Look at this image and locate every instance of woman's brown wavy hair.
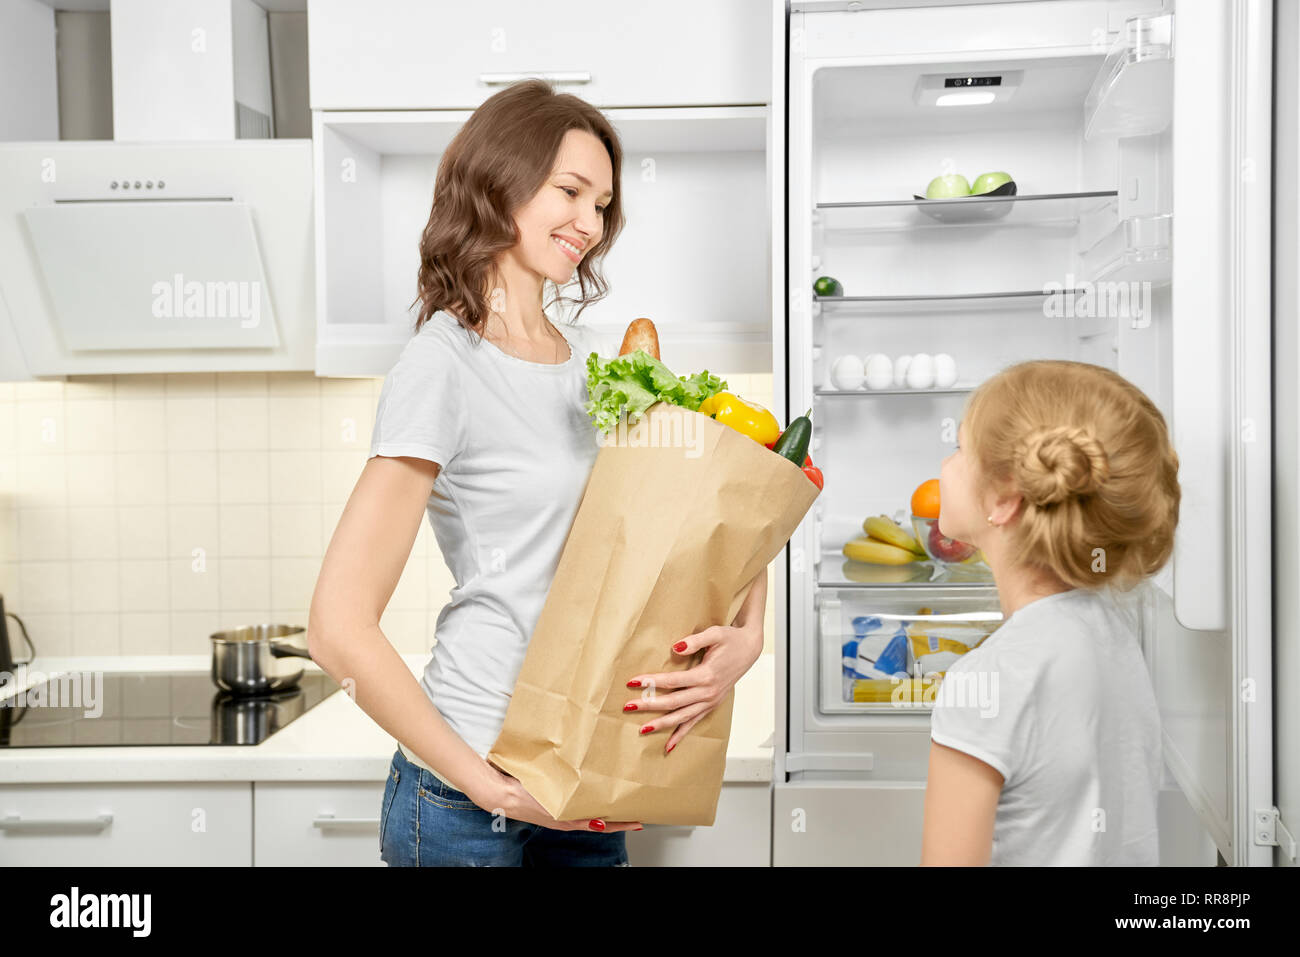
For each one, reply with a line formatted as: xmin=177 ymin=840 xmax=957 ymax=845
xmin=411 ymin=79 xmax=624 ymax=335
xmin=961 ymin=360 xmax=1181 ymax=592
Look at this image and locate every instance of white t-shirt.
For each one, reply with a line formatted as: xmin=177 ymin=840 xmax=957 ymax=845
xmin=368 ymin=309 xmax=604 ymax=785
xmin=928 ymin=586 xmax=1163 ymax=866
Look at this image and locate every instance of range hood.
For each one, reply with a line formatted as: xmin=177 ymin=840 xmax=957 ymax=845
xmin=110 ymin=0 xmax=276 ymax=142
xmin=0 ymin=0 xmax=313 ymax=378
xmin=0 ymin=140 xmax=313 ymax=376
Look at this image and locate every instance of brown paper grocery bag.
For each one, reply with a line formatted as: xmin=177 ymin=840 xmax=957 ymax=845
xmin=486 ymin=401 xmax=820 ymax=825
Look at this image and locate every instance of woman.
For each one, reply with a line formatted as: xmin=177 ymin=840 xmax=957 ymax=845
xmin=307 ymin=79 xmax=770 ymax=867
xmin=921 ymin=360 xmax=1180 ymax=866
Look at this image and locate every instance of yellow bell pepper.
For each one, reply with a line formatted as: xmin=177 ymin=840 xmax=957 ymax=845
xmin=698 ymin=392 xmax=781 ymax=446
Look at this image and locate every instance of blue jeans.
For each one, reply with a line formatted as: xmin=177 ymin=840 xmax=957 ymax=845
xmin=378 ymin=747 xmax=629 ymax=867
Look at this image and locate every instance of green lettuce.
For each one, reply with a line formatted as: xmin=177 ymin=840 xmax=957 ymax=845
xmin=584 ymin=349 xmax=727 ymax=434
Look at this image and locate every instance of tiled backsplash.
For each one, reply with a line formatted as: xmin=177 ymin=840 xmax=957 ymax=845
xmin=0 ymin=370 xmax=777 ymax=660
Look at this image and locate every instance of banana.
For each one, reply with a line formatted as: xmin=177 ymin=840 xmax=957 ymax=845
xmin=842 ymin=537 xmax=917 ymax=565
xmin=863 ymin=515 xmax=926 ymax=556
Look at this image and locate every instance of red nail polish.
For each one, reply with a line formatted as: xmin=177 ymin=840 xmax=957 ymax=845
xmin=626 ymin=679 xmax=641 ymax=688
xmin=667 ymin=741 xmax=676 ymax=754
xmin=635 ymin=825 xmax=644 ymax=831
xmin=623 ymin=702 xmax=637 ymax=712
xmin=639 ymin=724 xmax=654 ymax=734
xmin=589 ymin=819 xmax=605 ymax=831
xmin=673 ymin=641 xmax=687 ymax=653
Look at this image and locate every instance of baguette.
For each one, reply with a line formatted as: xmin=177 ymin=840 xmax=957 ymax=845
xmin=618 ymin=318 xmax=660 ymax=361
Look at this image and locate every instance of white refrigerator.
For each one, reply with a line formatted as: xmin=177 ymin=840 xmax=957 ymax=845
xmin=771 ymin=0 xmax=1285 ymax=866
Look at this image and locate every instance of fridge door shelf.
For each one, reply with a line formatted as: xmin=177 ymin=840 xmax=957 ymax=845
xmin=1079 ymin=213 xmax=1173 ymax=287
xmin=812 ymin=190 xmax=1118 ymax=235
xmin=818 ymin=588 xmax=1003 ymax=715
xmin=818 ymin=550 xmax=995 ymax=588
xmin=1084 ymin=12 xmax=1175 ymax=141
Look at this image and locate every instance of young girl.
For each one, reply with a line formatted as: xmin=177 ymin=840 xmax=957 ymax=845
xmin=921 ymin=359 xmax=1180 ymax=866
xmin=307 ymin=80 xmax=770 ymax=867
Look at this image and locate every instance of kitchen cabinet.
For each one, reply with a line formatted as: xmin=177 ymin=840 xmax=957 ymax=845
xmin=252 ymin=780 xmax=387 ymax=866
xmin=0 ymin=782 xmax=252 ymax=866
xmin=625 ymin=782 xmax=770 ymax=867
xmin=306 ymin=0 xmax=768 ymax=111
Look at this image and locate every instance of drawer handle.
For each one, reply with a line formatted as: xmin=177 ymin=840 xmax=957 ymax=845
xmin=0 ymin=812 xmax=113 ymax=834
xmin=311 ymin=814 xmax=379 ymax=831
xmin=479 ymin=72 xmax=592 ymax=86
xmin=637 ymin=824 xmax=698 ymax=833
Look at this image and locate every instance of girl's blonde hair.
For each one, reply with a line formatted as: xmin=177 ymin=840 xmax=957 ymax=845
xmin=962 ymin=359 xmax=1180 ymax=592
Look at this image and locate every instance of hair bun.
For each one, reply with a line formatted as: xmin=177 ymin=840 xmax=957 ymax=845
xmin=1015 ymin=425 xmax=1110 ymax=507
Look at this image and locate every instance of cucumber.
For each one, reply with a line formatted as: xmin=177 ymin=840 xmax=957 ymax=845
xmin=773 ymin=408 xmax=812 ymax=466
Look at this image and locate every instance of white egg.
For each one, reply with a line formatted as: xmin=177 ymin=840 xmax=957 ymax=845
xmin=829 ymin=354 xmax=865 ymax=390
xmin=933 ymin=353 xmax=958 ymax=389
xmin=864 ymin=353 xmax=894 ymax=390
xmin=905 ymin=353 xmax=935 ymax=389
xmin=894 ymin=355 xmax=913 ymax=388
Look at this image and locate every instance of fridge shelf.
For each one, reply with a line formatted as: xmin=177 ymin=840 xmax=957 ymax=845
xmin=1079 ymin=213 xmax=1173 ymax=286
xmin=813 ymin=190 xmax=1118 ymax=234
xmin=1084 ymin=12 xmax=1174 ymax=141
xmin=818 ymin=551 xmax=996 ymax=588
xmin=813 ymin=289 xmax=1092 ymax=315
xmin=814 ymin=385 xmax=974 ymax=397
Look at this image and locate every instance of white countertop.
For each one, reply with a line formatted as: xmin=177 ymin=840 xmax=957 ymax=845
xmin=0 ymin=653 xmax=774 ymax=785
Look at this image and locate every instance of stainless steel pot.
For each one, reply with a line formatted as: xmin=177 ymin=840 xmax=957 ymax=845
xmin=211 ymin=624 xmax=315 ymax=696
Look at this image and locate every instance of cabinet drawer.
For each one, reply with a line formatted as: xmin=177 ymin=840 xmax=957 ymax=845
xmin=625 ymin=783 xmax=769 ymax=867
xmin=773 ymin=782 xmax=926 ymax=867
xmin=253 ymin=781 xmax=387 ymax=867
xmin=0 ymin=783 xmax=251 ymax=866
xmin=307 ymin=0 xmax=769 ymax=109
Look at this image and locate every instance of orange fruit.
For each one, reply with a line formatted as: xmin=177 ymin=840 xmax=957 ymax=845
xmin=911 ymin=478 xmax=941 ymax=519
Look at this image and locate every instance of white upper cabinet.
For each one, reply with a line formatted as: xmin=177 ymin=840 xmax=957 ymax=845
xmin=307 ymin=0 xmax=769 ymax=110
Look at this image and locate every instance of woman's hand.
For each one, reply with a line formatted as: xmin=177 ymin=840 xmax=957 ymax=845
xmin=623 ymin=620 xmax=764 ymax=755
xmin=466 ymin=763 xmax=643 ymax=833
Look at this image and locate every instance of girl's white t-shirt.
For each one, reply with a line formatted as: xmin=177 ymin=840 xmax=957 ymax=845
xmin=928 ymin=586 xmax=1164 ymax=866
xmin=368 ymin=309 xmax=604 ymax=786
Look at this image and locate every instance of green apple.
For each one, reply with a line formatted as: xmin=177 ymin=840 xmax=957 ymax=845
xmin=924 ymin=174 xmax=971 ymax=199
xmin=970 ymin=171 xmax=1014 ymax=195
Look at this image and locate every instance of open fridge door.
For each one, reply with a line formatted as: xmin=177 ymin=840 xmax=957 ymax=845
xmin=1143 ymin=0 xmax=1279 ymax=866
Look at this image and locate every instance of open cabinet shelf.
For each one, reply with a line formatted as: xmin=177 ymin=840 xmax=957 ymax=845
xmin=314 ymin=106 xmax=772 ymax=376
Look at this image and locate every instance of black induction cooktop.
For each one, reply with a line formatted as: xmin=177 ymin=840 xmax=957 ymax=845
xmin=0 ymin=670 xmax=340 ymax=748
